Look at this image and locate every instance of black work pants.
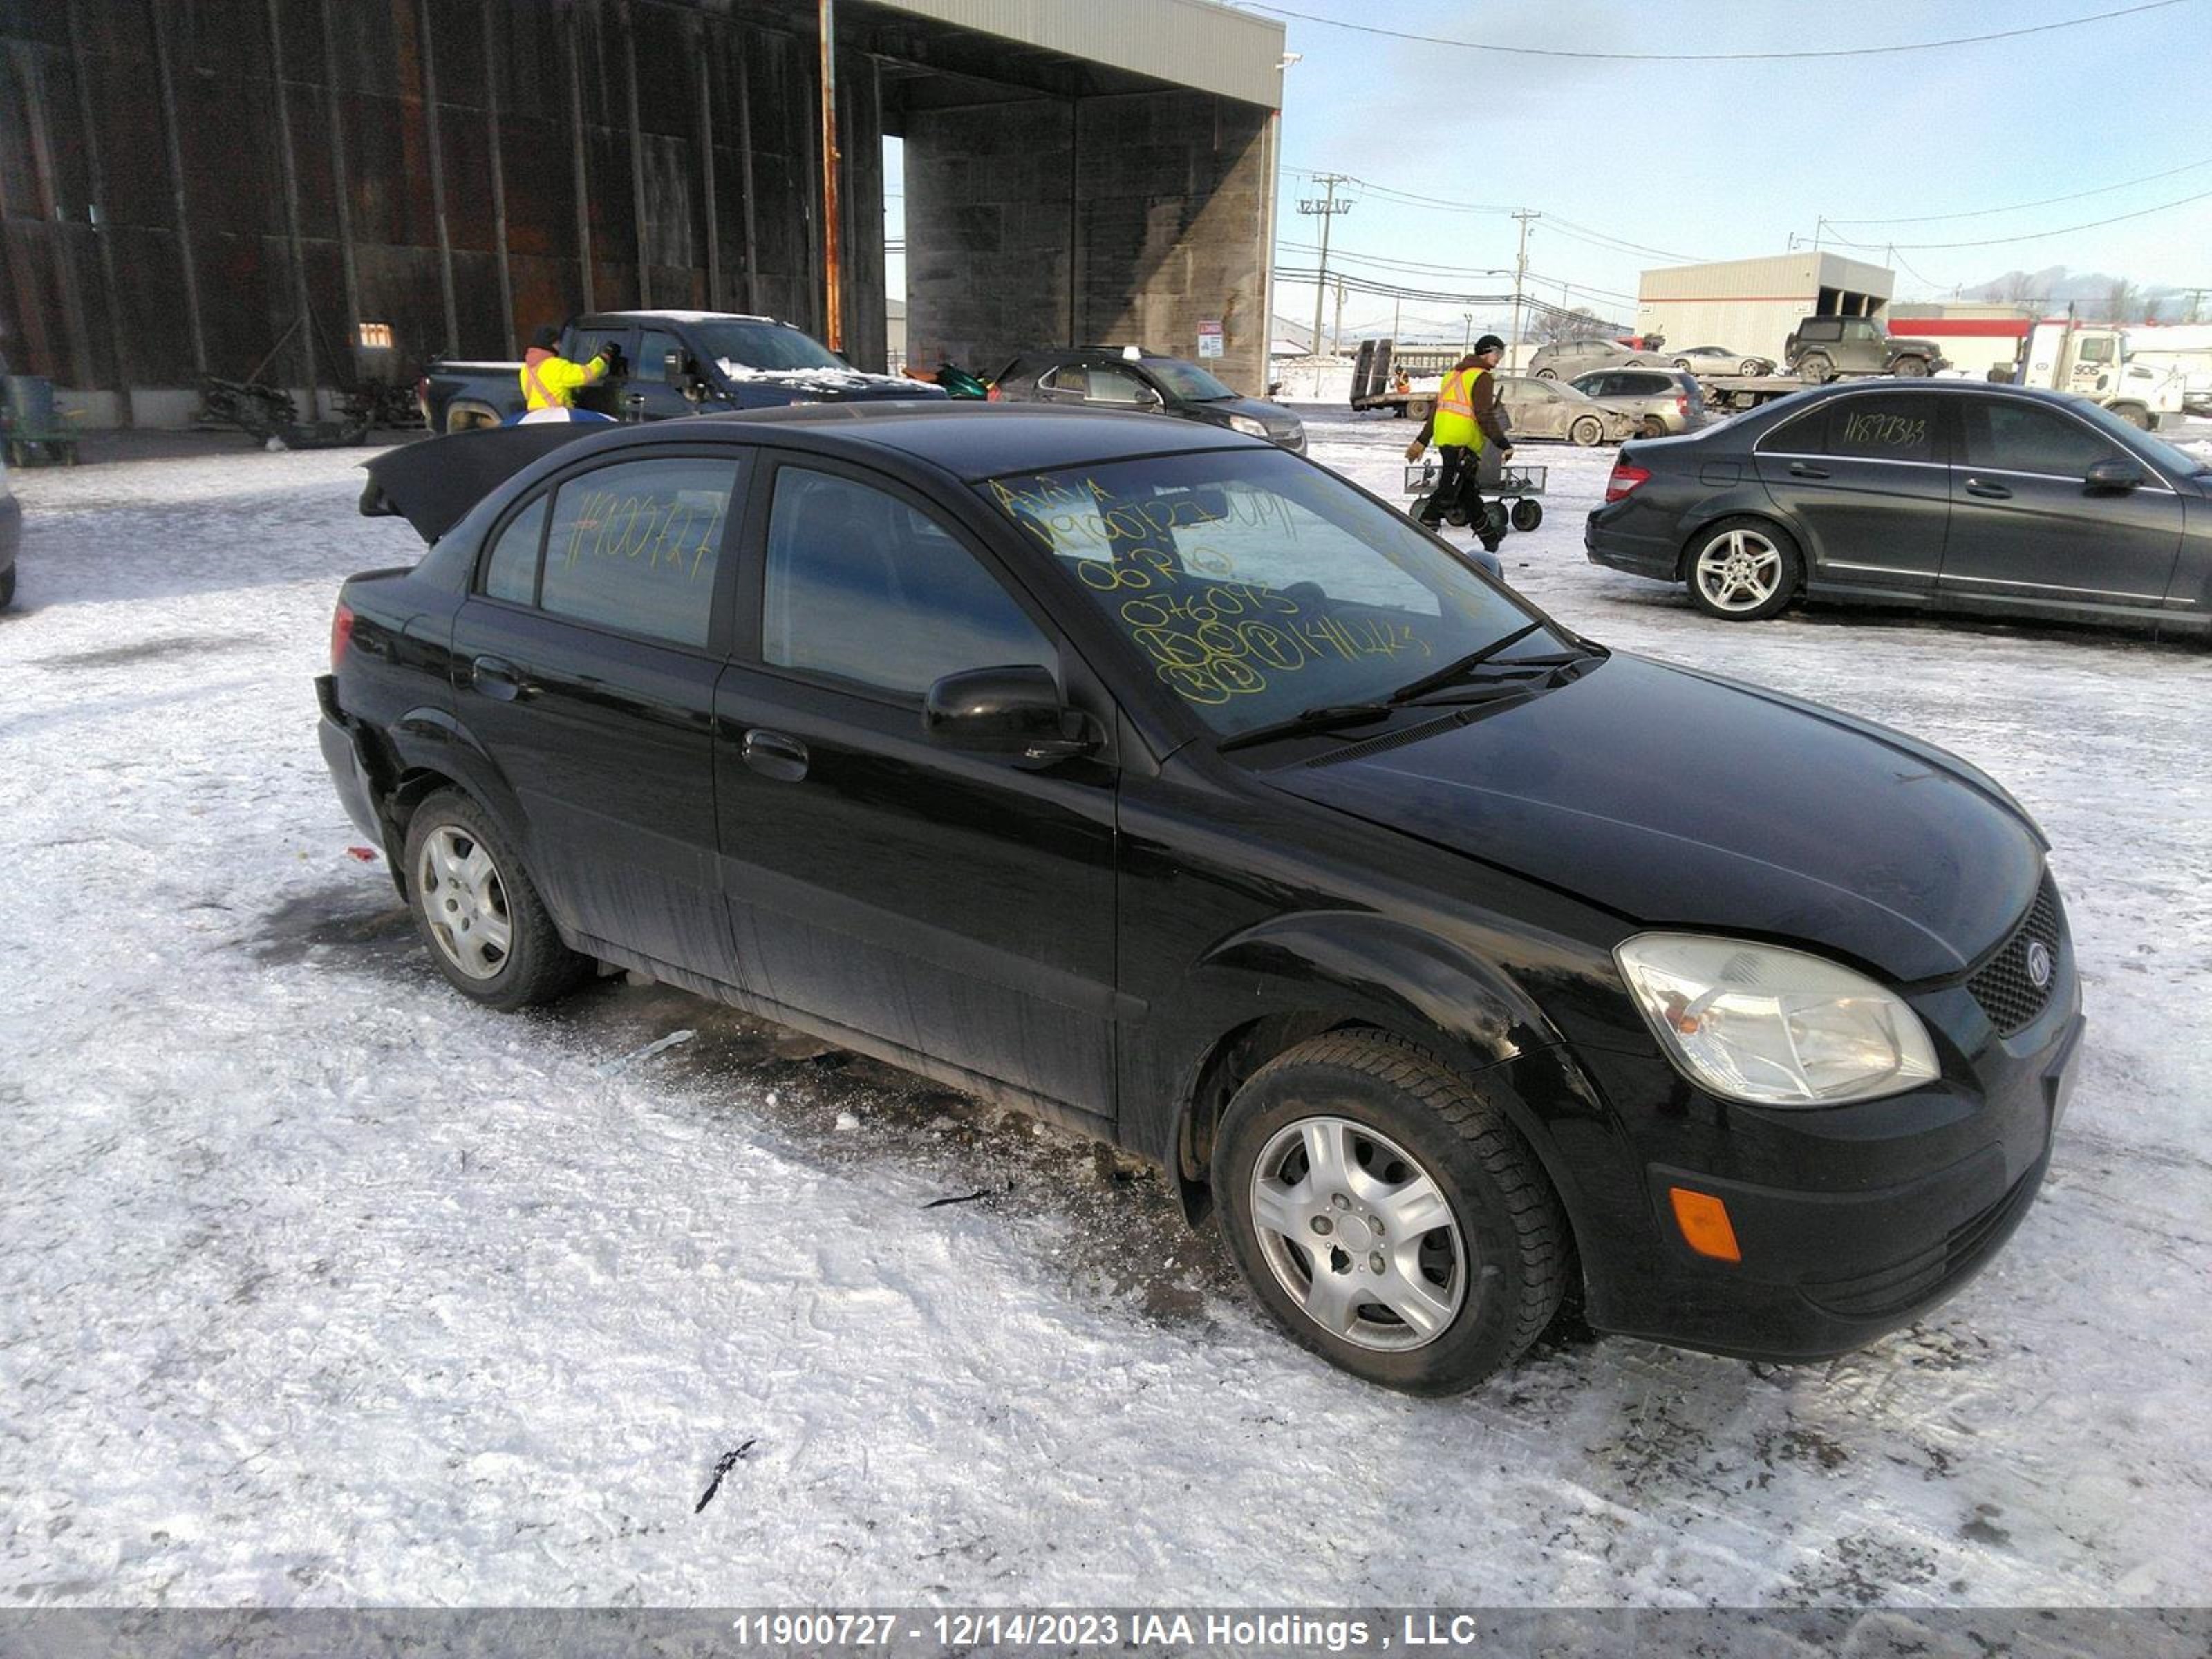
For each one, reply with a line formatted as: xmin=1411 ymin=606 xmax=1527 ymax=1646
xmin=1422 ymin=444 xmax=1489 ymax=539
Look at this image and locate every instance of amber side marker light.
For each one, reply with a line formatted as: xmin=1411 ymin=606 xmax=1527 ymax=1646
xmin=1669 ymin=1187 xmax=1742 ymax=1263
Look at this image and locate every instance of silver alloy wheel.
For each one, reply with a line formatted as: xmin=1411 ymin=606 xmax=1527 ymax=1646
xmin=1248 ymin=1115 xmax=1467 ymax=1352
xmin=415 ymin=823 xmax=514 ymax=980
xmin=1694 ymin=527 xmax=1784 ymax=612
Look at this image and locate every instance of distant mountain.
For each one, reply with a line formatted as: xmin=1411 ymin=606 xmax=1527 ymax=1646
xmin=1960 ymin=265 xmax=2202 ymax=321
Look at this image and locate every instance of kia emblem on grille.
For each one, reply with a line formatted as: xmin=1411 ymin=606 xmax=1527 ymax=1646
xmin=2025 ymin=939 xmax=2053 ymax=989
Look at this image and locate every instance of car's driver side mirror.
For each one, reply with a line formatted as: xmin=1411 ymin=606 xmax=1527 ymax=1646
xmin=664 ymin=350 xmax=703 ymax=394
xmin=2083 ymin=458 xmax=2143 ymax=493
xmin=923 ymin=665 xmax=1098 ymax=763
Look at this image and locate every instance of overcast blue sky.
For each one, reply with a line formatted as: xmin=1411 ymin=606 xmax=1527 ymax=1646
xmin=1257 ymin=0 xmax=2211 ymax=342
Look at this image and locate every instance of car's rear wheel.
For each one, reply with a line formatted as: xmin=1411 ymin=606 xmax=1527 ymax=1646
xmin=0 ymin=564 xmax=15 ymax=610
xmin=1212 ymin=1032 xmax=1569 ymax=1394
xmin=1640 ymin=415 xmax=1667 ymax=438
xmin=1893 ymin=355 xmax=1930 ymax=377
xmin=403 ymin=789 xmax=591 ymax=1010
xmin=1797 ymin=354 xmax=1833 ymax=384
xmin=1686 ymin=516 xmax=1801 ymax=621
xmin=1569 ymin=415 xmax=1603 ymax=447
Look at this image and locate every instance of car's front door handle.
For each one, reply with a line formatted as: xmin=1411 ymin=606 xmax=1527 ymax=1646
xmin=742 ymin=729 xmax=809 ymax=782
xmin=470 ymin=655 xmax=528 ymax=701
xmin=1963 ymin=478 xmax=2013 ymax=500
xmin=1788 ymin=462 xmax=1830 ymax=479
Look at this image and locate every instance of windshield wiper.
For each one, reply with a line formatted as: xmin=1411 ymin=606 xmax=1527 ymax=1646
xmin=1385 ymin=622 xmax=1559 ymax=704
xmin=1216 ymin=702 xmax=1394 ymax=753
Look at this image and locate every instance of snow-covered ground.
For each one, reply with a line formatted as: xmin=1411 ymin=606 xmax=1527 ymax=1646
xmin=1 ymin=413 xmax=2209 ymax=1609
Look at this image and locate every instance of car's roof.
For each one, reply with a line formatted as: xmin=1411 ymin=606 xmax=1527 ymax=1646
xmin=578 ymin=309 xmax=782 ymax=326
xmin=570 ymin=400 xmax=1260 ymax=480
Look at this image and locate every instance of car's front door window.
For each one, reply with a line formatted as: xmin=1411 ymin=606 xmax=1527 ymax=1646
xmin=1961 ymin=399 xmax=2124 ymax=479
xmin=762 ymin=465 xmax=1056 ymax=698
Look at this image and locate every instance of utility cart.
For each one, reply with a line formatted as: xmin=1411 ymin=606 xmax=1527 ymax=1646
xmin=1405 ymin=449 xmax=1547 ymax=541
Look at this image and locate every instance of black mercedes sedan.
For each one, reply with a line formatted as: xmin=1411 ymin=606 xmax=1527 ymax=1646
xmin=1585 ymin=379 xmax=2211 ymax=636
xmin=321 ymin=403 xmax=2081 ymax=1393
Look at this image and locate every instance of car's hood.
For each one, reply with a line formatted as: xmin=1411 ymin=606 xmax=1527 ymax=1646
xmin=712 ymin=362 xmax=948 ymax=405
xmin=1267 ymin=653 xmax=2044 ymax=982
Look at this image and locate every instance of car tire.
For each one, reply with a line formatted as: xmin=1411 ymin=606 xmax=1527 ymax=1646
xmin=1673 ymin=357 xmax=1694 ymax=372
xmin=2110 ymin=402 xmax=2153 ymax=431
xmin=1212 ymin=1031 xmax=1570 ymax=1394
xmin=444 ymin=402 xmax=502 ymax=434
xmin=1510 ymin=498 xmax=1543 ymax=532
xmin=0 ymin=564 xmax=15 ymax=610
xmin=1893 ymin=355 xmax=1930 ymax=377
xmin=1534 ymin=368 xmax=1558 ymax=381
xmin=1685 ymin=516 xmax=1802 ymax=622
xmin=1569 ymin=415 xmax=1603 ymax=447
xmin=1640 ymin=415 xmax=1667 ymax=438
xmin=1741 ymin=359 xmax=1763 ymax=377
xmin=1797 ymin=354 xmax=1833 ymax=384
xmin=402 ymin=789 xmax=591 ymax=1011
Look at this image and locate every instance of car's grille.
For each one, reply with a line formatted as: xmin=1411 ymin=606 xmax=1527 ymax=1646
xmin=1967 ymin=876 xmax=2063 ymax=1036
xmin=1803 ymin=1159 xmax=2045 ymax=1320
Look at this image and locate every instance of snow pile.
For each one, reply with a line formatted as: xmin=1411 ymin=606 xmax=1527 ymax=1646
xmin=714 ymin=361 xmax=910 ymax=394
xmin=1 ymin=423 xmax=2209 ymax=1608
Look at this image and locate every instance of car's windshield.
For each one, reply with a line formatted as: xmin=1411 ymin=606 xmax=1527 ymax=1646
xmin=1145 ymin=358 xmax=1237 ymax=401
xmin=687 ymin=319 xmax=847 ymax=375
xmin=2068 ymin=395 xmax=2211 ymax=476
xmin=979 ymin=449 xmax=1550 ymax=738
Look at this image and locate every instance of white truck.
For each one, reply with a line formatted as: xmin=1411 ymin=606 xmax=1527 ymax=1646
xmin=2121 ymin=325 xmax=2212 ymax=418
xmin=2009 ymin=319 xmax=2187 ymax=429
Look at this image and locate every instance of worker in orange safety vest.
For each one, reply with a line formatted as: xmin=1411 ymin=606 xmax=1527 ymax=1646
xmin=1405 ymin=334 xmax=1513 ymax=550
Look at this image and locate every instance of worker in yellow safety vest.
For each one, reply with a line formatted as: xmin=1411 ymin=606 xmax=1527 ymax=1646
xmin=518 ymin=324 xmax=619 ymax=422
xmin=1405 ymin=334 xmax=1514 ymax=550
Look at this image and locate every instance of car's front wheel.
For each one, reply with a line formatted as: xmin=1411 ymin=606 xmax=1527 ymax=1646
xmin=1213 ymin=1032 xmax=1569 ymax=1394
xmin=1569 ymin=415 xmax=1604 ymax=447
xmin=402 ymin=789 xmax=591 ymax=1010
xmin=1686 ymin=516 xmax=1801 ymax=621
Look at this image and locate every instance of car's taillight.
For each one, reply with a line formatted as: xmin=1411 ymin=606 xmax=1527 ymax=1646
xmin=1605 ymin=461 xmax=1651 ymax=503
xmin=1675 ymin=395 xmax=1689 ymax=415
xmin=330 ymin=602 xmax=355 ymax=671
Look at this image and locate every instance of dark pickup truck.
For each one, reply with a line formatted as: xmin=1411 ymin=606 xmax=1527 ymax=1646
xmin=419 ymin=310 xmax=940 ymax=433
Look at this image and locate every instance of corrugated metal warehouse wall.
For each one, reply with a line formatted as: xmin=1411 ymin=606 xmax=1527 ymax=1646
xmin=0 ymin=0 xmax=885 ymax=420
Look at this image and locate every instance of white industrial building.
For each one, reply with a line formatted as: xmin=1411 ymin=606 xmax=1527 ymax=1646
xmin=1635 ymin=252 xmax=1895 ymax=363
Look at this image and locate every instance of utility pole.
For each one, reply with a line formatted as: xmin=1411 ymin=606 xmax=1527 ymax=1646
xmin=1298 ymin=174 xmax=1351 ymax=362
xmin=1812 ymin=214 xmax=1828 ymax=252
xmin=1510 ymin=209 xmax=1538 ymax=367
xmin=2182 ymin=287 xmax=2211 ymax=324
xmin=1461 ymin=312 xmax=1473 ymax=352
xmin=1331 ymin=275 xmax=1346 ymax=357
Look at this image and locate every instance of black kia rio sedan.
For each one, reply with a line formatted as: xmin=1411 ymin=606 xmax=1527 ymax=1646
xmin=321 ymin=403 xmax=2081 ymax=1393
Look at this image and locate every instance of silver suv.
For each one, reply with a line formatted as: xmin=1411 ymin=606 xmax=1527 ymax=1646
xmin=1785 ymin=315 xmax=1947 ymax=383
xmin=1568 ymin=368 xmax=1712 ymax=437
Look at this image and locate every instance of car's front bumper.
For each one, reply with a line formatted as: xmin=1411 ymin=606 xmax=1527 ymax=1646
xmin=1555 ymin=910 xmax=2083 ymax=1362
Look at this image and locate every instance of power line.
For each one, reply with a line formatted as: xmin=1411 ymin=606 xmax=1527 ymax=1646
xmin=1821 ymin=186 xmax=2212 ymax=250
xmin=1240 ymin=0 xmax=2192 ymax=61
xmin=1827 ymin=156 xmax=2212 ymax=225
xmin=1541 ymin=218 xmax=1710 ymax=265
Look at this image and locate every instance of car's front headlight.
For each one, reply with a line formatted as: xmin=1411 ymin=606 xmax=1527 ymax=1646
xmin=1227 ymin=414 xmax=1269 ymax=438
xmin=1614 ymin=933 xmax=1940 ymax=1106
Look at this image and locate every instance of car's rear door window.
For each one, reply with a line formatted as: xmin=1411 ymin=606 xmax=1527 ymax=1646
xmin=762 ymin=465 xmax=1056 ymax=699
xmin=1959 ymin=398 xmax=2124 ymax=478
xmin=534 ymin=456 xmax=741 ymax=648
xmin=1762 ymin=393 xmax=1937 ymax=462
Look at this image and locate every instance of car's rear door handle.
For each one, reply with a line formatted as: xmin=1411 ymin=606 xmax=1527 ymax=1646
xmin=1964 ymin=478 xmax=2013 ymax=500
xmin=469 ymin=655 xmax=529 ymax=701
xmin=742 ymin=729 xmax=809 ymax=782
xmin=1788 ymin=461 xmax=1830 ymax=479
